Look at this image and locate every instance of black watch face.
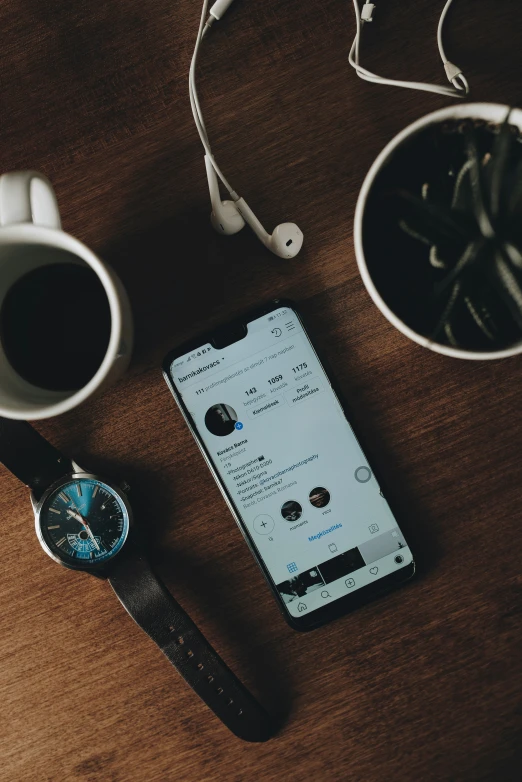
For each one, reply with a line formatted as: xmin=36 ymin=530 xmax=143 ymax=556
xmin=37 ymin=478 xmax=130 ymax=568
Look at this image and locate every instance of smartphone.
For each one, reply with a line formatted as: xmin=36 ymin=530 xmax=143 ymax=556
xmin=163 ymin=300 xmax=415 ymax=630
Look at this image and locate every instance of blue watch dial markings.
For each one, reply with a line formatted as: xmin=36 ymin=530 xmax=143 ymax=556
xmin=40 ymin=479 xmax=129 ymax=567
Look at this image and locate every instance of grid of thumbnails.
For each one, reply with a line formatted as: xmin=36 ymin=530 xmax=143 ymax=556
xmin=276 ymin=530 xmax=407 ymax=604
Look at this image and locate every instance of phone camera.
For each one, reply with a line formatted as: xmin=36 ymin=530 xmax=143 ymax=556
xmin=394 ymin=555 xmax=404 ymax=564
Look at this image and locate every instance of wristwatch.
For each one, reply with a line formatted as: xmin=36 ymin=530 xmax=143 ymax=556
xmin=0 ymin=418 xmax=273 ymax=742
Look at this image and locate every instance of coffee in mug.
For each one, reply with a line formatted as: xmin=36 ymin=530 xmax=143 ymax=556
xmin=1 ymin=262 xmax=112 ymax=392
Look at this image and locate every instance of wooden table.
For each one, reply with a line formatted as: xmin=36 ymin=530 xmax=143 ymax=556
xmin=1 ymin=1 xmax=521 ymax=779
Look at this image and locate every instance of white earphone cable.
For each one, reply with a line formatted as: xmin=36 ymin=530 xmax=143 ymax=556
xmin=189 ymin=0 xmax=239 ymax=198
xmin=437 ymin=0 xmax=469 ymax=92
xmin=349 ymin=0 xmax=469 ymax=98
xmin=190 ymin=0 xmax=470 ymax=220
xmin=190 ymin=0 xmax=212 ymax=148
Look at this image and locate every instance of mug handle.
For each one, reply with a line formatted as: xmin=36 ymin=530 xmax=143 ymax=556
xmin=0 ymin=171 xmax=61 ymax=229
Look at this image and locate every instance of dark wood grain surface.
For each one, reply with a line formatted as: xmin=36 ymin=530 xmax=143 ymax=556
xmin=1 ymin=1 xmax=521 ymax=780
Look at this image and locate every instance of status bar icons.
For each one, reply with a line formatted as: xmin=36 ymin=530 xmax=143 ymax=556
xmin=186 ymin=346 xmax=213 ymax=361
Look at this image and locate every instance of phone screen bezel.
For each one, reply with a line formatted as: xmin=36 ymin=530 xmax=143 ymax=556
xmin=162 ymin=299 xmax=415 ymax=631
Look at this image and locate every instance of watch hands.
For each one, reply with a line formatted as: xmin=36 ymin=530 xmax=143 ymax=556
xmin=67 ymin=508 xmax=101 ymax=551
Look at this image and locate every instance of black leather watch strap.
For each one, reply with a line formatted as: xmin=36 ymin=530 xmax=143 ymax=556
xmin=107 ymin=548 xmax=274 ymax=742
xmin=0 ymin=418 xmax=73 ymax=498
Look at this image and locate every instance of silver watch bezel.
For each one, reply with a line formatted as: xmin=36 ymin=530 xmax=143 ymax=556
xmin=32 ymin=468 xmax=133 ymax=571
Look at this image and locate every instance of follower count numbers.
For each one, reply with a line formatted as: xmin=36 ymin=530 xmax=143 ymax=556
xmin=292 ymin=362 xmax=307 ymax=373
xmin=245 ymin=387 xmax=257 ymax=397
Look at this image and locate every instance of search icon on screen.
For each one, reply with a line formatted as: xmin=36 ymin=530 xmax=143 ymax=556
xmin=321 ymin=590 xmax=331 ymax=599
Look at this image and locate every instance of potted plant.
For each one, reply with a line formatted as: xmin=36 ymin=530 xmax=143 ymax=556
xmin=354 ymin=103 xmax=522 ymax=360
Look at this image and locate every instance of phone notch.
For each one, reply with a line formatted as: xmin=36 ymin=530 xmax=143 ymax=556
xmin=211 ymin=322 xmax=248 ymax=349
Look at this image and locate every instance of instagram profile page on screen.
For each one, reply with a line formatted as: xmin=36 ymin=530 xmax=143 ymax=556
xmin=166 ymin=305 xmax=413 ymax=625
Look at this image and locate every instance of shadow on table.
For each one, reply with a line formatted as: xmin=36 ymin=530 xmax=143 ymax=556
xmin=156 ymin=547 xmax=292 ymax=728
xmin=298 ymin=294 xmax=441 ymax=579
xmin=101 ymin=202 xmax=294 ymax=372
xmin=77 ymin=455 xmax=292 ymax=731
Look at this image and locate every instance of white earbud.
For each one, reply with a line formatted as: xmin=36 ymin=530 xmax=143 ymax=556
xmin=209 ymin=0 xmax=236 ymax=21
xmin=235 ymin=198 xmax=304 ymax=259
xmin=190 ymin=0 xmax=304 ymax=259
xmin=204 ymin=155 xmax=245 ymax=235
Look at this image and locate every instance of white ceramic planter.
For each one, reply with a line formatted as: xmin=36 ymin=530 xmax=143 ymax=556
xmin=354 ymin=103 xmax=522 ymax=360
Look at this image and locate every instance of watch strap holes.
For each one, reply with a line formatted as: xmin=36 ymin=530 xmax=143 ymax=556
xmin=216 ymin=687 xmax=224 ymax=695
xmin=186 ymin=649 xmax=194 ymax=658
xmin=226 ymin=698 xmax=233 ymax=706
xmin=207 ymin=675 xmax=214 ymax=683
xmin=197 ymin=663 xmax=204 ymax=670
xmin=237 ymin=709 xmax=243 ymax=717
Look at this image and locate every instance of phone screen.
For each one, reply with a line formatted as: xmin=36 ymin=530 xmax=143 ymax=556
xmin=167 ymin=305 xmax=413 ymax=624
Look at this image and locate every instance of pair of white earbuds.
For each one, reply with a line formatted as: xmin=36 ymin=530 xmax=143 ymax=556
xmin=203 ymin=156 xmax=303 ymax=258
xmin=190 ymin=0 xmax=468 ymax=259
xmin=189 ymin=0 xmax=304 ymax=259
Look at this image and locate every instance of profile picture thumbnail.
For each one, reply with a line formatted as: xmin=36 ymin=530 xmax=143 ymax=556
xmin=204 ymin=403 xmax=238 ymax=436
xmin=309 ymin=486 xmax=331 ymax=508
xmin=281 ymin=500 xmax=302 ymax=522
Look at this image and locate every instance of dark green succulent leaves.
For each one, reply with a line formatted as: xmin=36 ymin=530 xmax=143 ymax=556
xmin=397 ymin=111 xmax=522 ymax=350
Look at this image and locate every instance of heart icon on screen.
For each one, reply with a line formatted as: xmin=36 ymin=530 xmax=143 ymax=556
xmin=369 ymin=567 xmax=378 ymax=575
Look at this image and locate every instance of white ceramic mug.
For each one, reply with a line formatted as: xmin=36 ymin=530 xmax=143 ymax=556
xmin=0 ymin=171 xmax=133 ymax=419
